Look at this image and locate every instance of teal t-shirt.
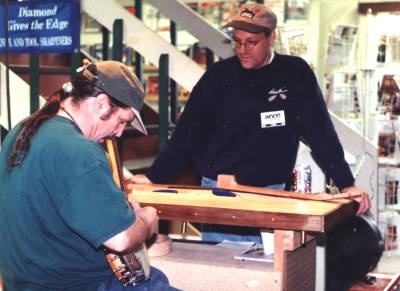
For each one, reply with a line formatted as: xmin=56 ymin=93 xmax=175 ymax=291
xmin=0 ymin=116 xmax=135 ymax=290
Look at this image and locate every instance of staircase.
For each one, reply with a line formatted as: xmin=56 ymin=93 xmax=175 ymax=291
xmin=145 ymin=0 xmax=234 ymax=59
xmin=81 ymin=0 xmax=205 ymax=92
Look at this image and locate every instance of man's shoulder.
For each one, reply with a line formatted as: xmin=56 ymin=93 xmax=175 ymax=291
xmin=273 ymin=53 xmax=311 ymax=72
xmin=40 ymin=117 xmax=87 ymax=144
xmin=210 ymin=56 xmax=240 ymax=72
xmin=38 ymin=117 xmax=102 ymax=159
xmin=273 ymin=53 xmax=308 ymax=65
xmin=193 ymin=57 xmax=239 ymax=88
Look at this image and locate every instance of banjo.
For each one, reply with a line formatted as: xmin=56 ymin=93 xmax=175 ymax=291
xmin=104 ymin=138 xmax=150 ymax=286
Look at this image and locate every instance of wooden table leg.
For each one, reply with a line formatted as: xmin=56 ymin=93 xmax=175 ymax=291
xmin=274 ymin=230 xmax=316 ymax=291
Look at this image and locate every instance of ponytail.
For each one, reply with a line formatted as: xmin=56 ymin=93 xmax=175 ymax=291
xmin=7 ymin=91 xmax=64 ymax=171
xmin=7 ymin=62 xmax=105 ymax=171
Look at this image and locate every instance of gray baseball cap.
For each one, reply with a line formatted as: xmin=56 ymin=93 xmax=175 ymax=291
xmin=224 ymin=3 xmax=277 ymax=33
xmin=79 ymin=61 xmax=147 ymax=135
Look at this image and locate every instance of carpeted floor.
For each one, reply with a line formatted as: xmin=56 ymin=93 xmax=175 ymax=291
xmin=376 ymin=253 xmax=400 ymax=273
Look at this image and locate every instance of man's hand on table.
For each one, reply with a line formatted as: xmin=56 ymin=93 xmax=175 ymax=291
xmin=125 ymin=174 xmax=152 ymax=191
xmin=341 ymin=186 xmax=371 ymax=215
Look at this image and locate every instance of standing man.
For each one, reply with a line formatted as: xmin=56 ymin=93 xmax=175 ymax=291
xmin=130 ymin=3 xmax=370 ymax=241
xmin=0 ymin=61 xmax=178 ymax=290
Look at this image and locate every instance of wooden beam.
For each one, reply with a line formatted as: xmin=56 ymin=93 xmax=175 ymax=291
xmin=358 ymin=2 xmax=400 ymax=14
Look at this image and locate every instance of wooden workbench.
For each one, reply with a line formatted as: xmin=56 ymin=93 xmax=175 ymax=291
xmin=128 ymin=186 xmax=357 ymax=291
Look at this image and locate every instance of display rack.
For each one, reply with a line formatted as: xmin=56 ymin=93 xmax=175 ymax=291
xmin=324 ymin=8 xmax=400 ymax=256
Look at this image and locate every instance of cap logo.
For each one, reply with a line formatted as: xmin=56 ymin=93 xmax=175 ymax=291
xmin=240 ymin=8 xmax=255 ymax=19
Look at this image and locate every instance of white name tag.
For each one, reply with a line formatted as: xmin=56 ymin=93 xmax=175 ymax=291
xmin=260 ymin=110 xmax=286 ymax=128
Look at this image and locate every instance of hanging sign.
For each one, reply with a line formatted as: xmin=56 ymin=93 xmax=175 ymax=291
xmin=0 ymin=0 xmax=80 ymax=53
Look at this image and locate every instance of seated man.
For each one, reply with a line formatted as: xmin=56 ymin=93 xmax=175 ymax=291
xmin=0 ymin=60 xmax=179 ymax=290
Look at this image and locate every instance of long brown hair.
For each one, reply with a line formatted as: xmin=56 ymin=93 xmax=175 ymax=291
xmin=7 ymin=63 xmax=124 ymax=171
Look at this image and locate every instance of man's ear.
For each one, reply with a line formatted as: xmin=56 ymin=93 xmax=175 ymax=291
xmin=95 ymin=93 xmax=112 ymax=119
xmin=267 ymin=30 xmax=276 ymax=46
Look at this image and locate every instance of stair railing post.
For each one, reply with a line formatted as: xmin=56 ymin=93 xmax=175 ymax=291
xmin=134 ymin=0 xmax=143 ymax=82
xmin=158 ymin=54 xmax=170 ymax=153
xmin=0 ymin=126 xmax=9 ymax=146
xmin=112 ymin=19 xmax=123 ymax=62
xmin=158 ymin=54 xmax=171 ymax=235
xmin=169 ymin=21 xmax=178 ymax=124
xmin=205 ymin=47 xmax=215 ymax=69
xmin=70 ymin=48 xmax=81 ymax=80
xmin=29 ymin=53 xmax=40 ymax=114
xmin=112 ymin=18 xmax=124 ymax=159
xmin=102 ymin=26 xmax=110 ymax=61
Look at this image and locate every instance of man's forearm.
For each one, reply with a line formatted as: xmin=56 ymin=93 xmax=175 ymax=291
xmin=103 ymin=217 xmax=149 ymax=253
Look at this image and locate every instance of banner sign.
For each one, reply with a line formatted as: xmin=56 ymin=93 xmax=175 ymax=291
xmin=0 ymin=0 xmax=80 ymax=53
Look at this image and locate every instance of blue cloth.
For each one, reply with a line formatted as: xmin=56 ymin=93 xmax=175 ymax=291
xmin=200 ymin=177 xmax=285 ymax=243
xmin=96 ymin=267 xmax=180 ymax=291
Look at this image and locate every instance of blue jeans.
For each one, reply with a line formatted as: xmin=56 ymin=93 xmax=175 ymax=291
xmin=97 ymin=267 xmax=180 ymax=291
xmin=201 ymin=176 xmax=285 ymax=244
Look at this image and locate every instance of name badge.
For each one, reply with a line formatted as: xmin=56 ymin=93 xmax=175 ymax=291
xmin=260 ymin=110 xmax=286 ymax=128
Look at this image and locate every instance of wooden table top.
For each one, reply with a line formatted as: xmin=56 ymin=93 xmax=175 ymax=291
xmin=128 ymin=185 xmax=357 ymax=233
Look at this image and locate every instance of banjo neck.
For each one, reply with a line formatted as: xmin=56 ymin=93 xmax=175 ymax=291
xmin=104 ymin=137 xmax=150 ymax=286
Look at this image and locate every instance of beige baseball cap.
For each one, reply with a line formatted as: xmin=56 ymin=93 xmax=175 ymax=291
xmin=224 ymin=2 xmax=277 ymax=33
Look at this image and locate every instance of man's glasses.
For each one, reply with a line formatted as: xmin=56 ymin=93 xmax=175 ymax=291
xmin=230 ymin=37 xmax=265 ymax=49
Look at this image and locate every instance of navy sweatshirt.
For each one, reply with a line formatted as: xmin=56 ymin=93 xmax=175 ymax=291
xmin=147 ymin=53 xmax=354 ymax=189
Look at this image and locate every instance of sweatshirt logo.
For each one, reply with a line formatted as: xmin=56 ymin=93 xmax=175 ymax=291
xmin=267 ymin=87 xmax=288 ymax=102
